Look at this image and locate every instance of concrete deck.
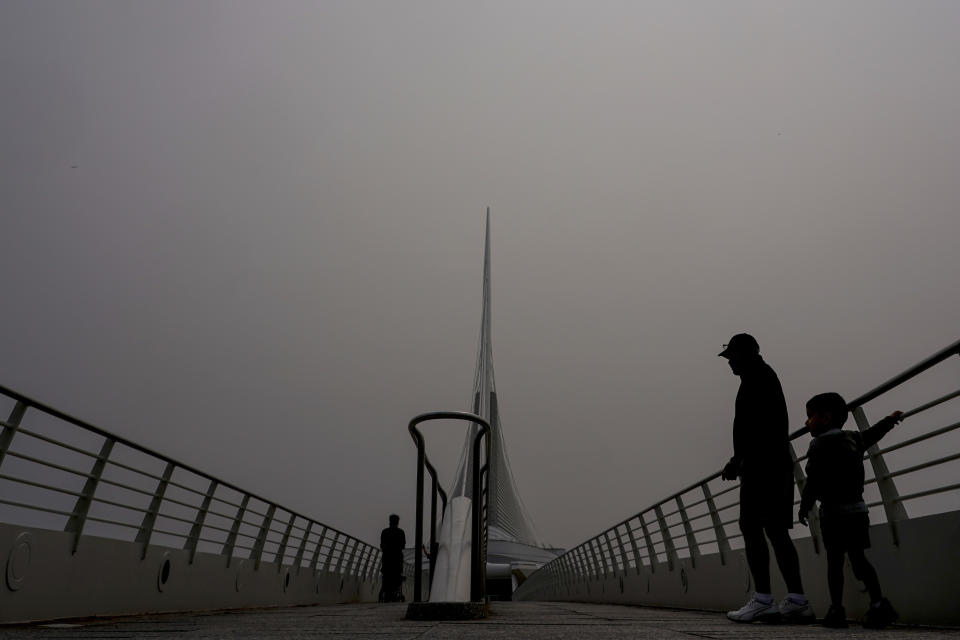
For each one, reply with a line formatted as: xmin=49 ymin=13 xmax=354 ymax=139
xmin=2 ymin=601 xmax=958 ymax=638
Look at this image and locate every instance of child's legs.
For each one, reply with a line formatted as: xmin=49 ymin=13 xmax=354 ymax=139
xmin=826 ymin=547 xmax=846 ymax=607
xmin=848 ymin=548 xmax=883 ymax=602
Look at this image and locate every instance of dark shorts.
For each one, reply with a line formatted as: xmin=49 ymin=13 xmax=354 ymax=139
xmin=821 ymin=512 xmax=871 ymax=552
xmin=738 ymin=476 xmax=795 ymax=530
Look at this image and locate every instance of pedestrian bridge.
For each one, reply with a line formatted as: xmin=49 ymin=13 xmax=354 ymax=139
xmin=1 ymin=338 xmax=958 ymax=629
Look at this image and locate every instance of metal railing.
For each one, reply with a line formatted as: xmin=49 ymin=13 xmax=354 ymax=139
xmin=518 ymin=339 xmax=960 ymax=594
xmin=408 ymin=411 xmax=490 ymax=603
xmin=0 ymin=384 xmax=382 ymax=582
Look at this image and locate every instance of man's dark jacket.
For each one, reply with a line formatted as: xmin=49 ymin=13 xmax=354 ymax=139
xmin=380 ymin=526 xmax=405 ymax=575
xmin=728 ymin=356 xmax=794 ymax=527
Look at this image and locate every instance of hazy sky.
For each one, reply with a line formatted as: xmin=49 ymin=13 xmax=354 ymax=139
xmin=2 ymin=1 xmax=959 ymax=549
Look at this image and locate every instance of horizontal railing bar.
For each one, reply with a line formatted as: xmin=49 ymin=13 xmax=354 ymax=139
xmin=902 ymin=389 xmax=960 ymax=420
xmin=3 ymin=450 xmax=96 ymax=480
xmin=150 ymin=494 xmax=205 ymax=514
xmin=710 ymin=484 xmax=739 ymax=499
xmin=0 ymin=383 xmax=376 ymax=548
xmin=78 ymin=515 xmax=140 ymax=530
xmin=11 ymin=426 xmax=101 ymax=460
xmin=0 ymin=473 xmax=85 ymax=499
xmin=680 ymin=495 xmax=710 ymax=511
xmin=148 ymin=511 xmax=203 ymax=528
xmin=89 ymin=495 xmax=149 ymax=515
xmin=198 ymin=520 xmax=245 ymax=537
xmin=883 ymin=451 xmax=960 ymax=480
xmin=893 ymin=482 xmax=960 ymax=504
xmin=95 ymin=475 xmax=162 ymax=499
xmin=0 ymin=498 xmax=75 ymax=518
xmin=875 ymin=420 xmax=960 ymax=456
xmin=848 ymin=339 xmax=960 ymax=408
xmin=103 ymin=458 xmax=167 ymax=484
xmin=203 ymin=507 xmax=247 ymax=523
xmin=689 ymin=523 xmax=720 ymax=536
xmin=208 ymin=495 xmax=247 ymax=511
xmin=716 ymin=502 xmax=739 ymax=513
xmin=162 ymin=478 xmax=213 ymax=499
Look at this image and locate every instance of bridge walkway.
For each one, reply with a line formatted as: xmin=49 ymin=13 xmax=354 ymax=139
xmin=2 ymin=602 xmax=957 ymax=639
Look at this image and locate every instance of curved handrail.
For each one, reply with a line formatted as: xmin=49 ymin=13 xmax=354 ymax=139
xmin=408 ymin=411 xmax=490 ymax=602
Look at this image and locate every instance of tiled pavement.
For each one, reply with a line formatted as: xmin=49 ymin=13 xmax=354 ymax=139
xmin=2 ymin=601 xmax=957 ymax=639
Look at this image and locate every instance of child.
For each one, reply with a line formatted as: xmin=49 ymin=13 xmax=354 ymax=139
xmin=798 ymin=392 xmax=903 ymax=628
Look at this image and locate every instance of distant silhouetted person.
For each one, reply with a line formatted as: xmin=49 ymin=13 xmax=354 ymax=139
xmin=799 ymin=392 xmax=902 ymax=628
xmin=379 ymin=514 xmax=406 ymax=602
xmin=718 ymin=333 xmax=813 ymax=623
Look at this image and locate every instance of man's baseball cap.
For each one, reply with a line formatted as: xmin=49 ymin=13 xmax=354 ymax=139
xmin=718 ymin=333 xmax=760 ymax=358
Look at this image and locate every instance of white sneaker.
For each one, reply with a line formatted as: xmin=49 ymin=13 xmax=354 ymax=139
xmin=727 ymin=597 xmax=779 ymax=622
xmin=779 ymin=597 xmax=815 ymax=624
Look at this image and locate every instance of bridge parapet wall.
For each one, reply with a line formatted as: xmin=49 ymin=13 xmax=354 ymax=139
xmin=515 ymin=339 xmax=960 ymax=627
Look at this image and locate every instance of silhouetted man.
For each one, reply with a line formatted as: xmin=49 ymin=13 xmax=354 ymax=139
xmin=719 ymin=333 xmax=813 ymax=623
xmin=379 ymin=514 xmax=406 ymax=602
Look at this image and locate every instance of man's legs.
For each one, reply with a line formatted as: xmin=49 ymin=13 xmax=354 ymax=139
xmin=741 ymin=520 xmax=772 ymax=594
xmin=764 ymin=524 xmax=804 ymax=594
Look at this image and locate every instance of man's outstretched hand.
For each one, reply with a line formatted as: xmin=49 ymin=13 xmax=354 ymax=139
xmin=797 ymin=509 xmax=808 ymax=527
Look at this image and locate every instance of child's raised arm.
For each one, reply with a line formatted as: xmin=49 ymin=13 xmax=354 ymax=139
xmin=862 ymin=411 xmax=904 ymax=450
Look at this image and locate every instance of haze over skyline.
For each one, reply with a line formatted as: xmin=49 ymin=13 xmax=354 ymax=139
xmin=2 ymin=1 xmax=959 ymax=549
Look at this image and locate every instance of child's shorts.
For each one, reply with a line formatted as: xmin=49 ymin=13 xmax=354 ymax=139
xmin=820 ymin=511 xmax=871 ymax=551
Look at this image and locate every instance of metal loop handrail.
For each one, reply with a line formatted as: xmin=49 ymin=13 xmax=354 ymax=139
xmin=408 ymin=411 xmax=491 ymax=603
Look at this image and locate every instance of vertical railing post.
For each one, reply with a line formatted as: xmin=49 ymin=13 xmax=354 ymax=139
xmin=252 ymin=504 xmax=277 ymax=570
xmin=0 ymin=401 xmax=28 ymax=470
xmin=64 ymin=437 xmax=115 ymax=554
xmin=613 ymin=526 xmax=630 ymax=576
xmin=563 ymin=554 xmax=575 ymax=586
xmin=556 ymin=556 xmax=568 ymax=588
xmin=185 ymin=479 xmax=218 ymax=564
xmin=625 ymin=519 xmax=642 ymax=575
xmin=638 ymin=513 xmax=658 ymax=573
xmin=359 ymin=546 xmax=373 ymax=579
xmin=587 ymin=539 xmax=602 ymax=580
xmin=654 ymin=504 xmax=677 ymax=571
xmin=429 ymin=473 xmax=438 ymax=587
xmin=223 ymin=494 xmax=250 ymax=567
xmin=135 ymin=461 xmax=175 ymax=559
xmin=574 ymin=546 xmax=589 ymax=583
xmin=322 ymin=531 xmax=340 ymax=573
xmin=852 ymin=406 xmax=907 ymax=546
xmin=310 ymin=526 xmax=328 ymax=574
xmin=413 ymin=436 xmax=425 ymax=602
xmin=342 ymin=539 xmax=358 ymax=578
xmin=789 ymin=442 xmax=822 ymax=554
xmin=470 ymin=427 xmax=488 ymax=602
xmin=675 ymin=495 xmax=699 ymax=567
xmin=274 ymin=512 xmax=296 ymax=570
xmin=293 ymin=521 xmax=313 ymax=575
xmin=702 ymin=482 xmax=731 ymax=565
xmin=603 ymin=531 xmax=618 ymax=578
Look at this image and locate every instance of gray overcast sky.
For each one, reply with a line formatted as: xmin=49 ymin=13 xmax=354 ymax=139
xmin=2 ymin=1 xmax=959 ymax=549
